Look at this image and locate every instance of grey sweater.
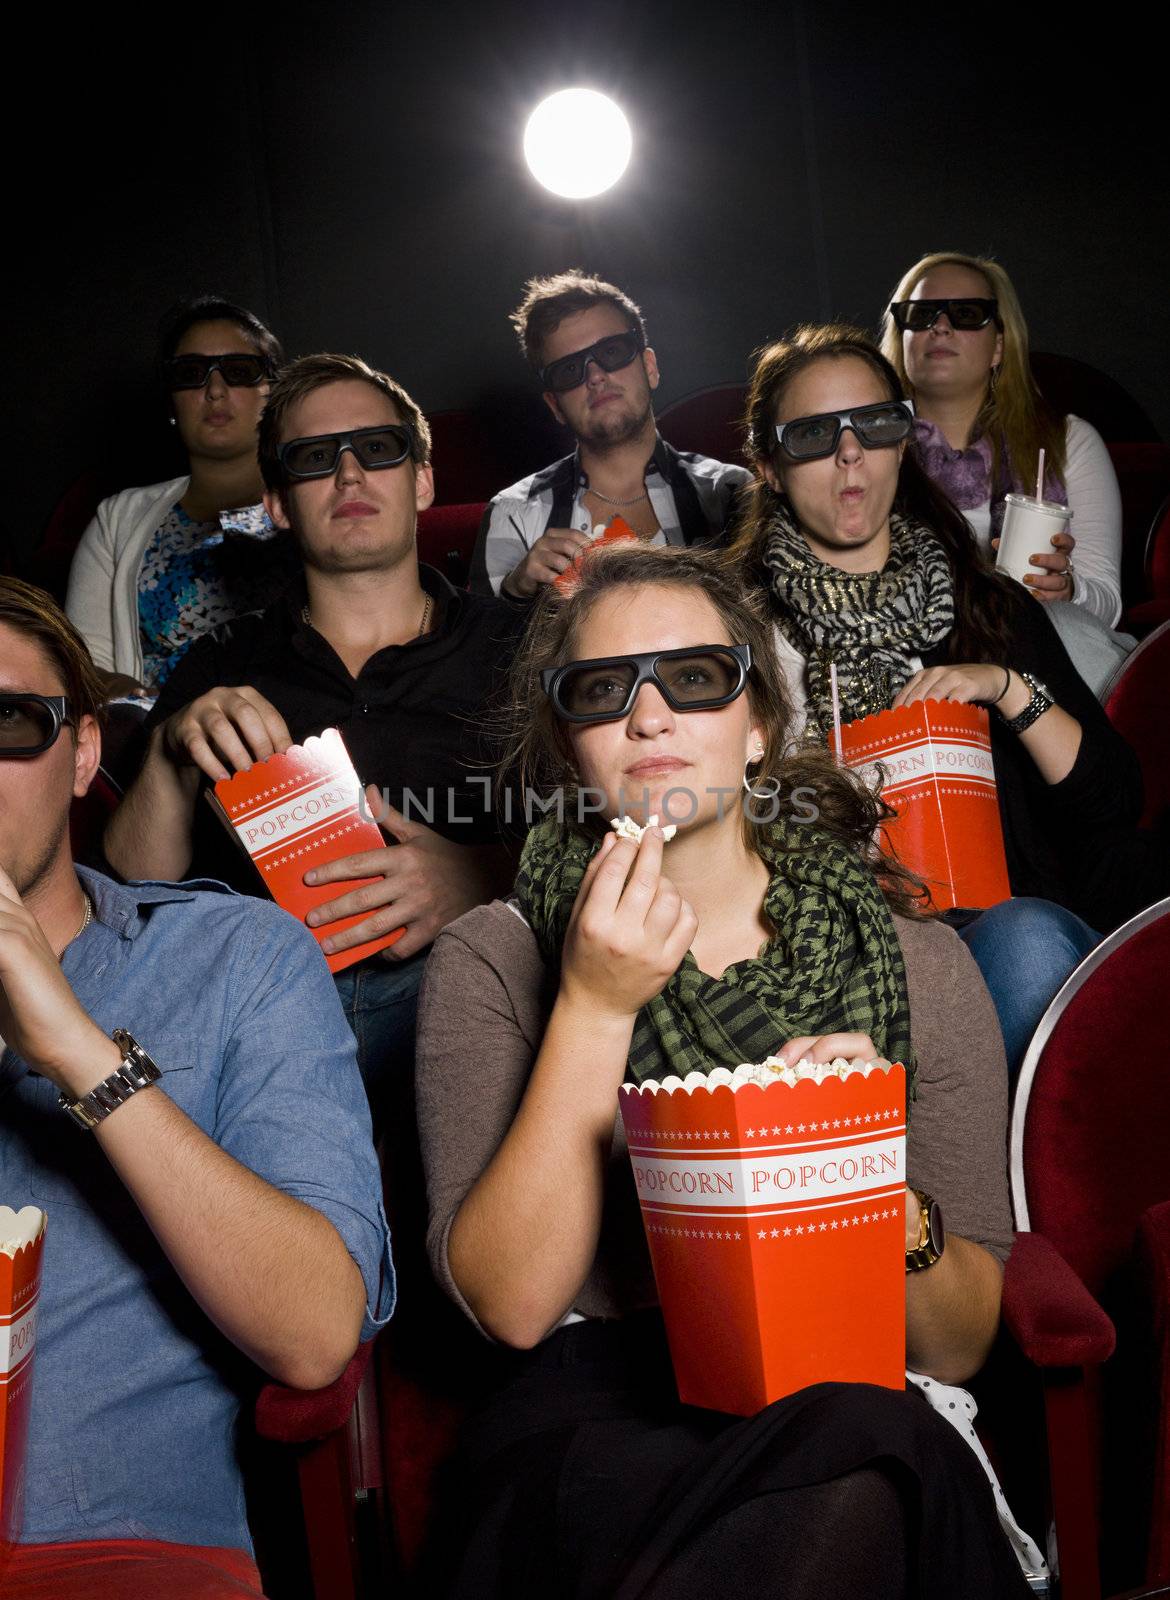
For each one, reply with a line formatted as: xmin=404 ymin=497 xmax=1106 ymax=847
xmin=417 ymin=901 xmax=1014 ymax=1336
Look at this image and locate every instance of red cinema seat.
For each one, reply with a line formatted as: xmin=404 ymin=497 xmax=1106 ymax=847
xmin=1104 ymin=621 xmax=1170 ymax=829
xmin=1122 ymin=493 xmax=1170 ymax=634
xmin=657 ymin=383 xmax=749 ymax=466
xmin=0 ymin=1542 xmax=266 ymax=1598
xmin=254 ymin=1057 xmax=496 ymax=1596
xmin=999 ymin=897 xmax=1170 ymax=1598
xmin=424 ymin=411 xmax=507 ymax=506
xmin=416 ymin=502 xmax=485 ymax=589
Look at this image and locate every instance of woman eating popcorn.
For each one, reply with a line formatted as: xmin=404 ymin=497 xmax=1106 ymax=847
xmin=415 ymin=543 xmax=1033 ymax=1598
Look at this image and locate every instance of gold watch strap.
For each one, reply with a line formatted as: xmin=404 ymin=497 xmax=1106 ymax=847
xmin=906 ymin=1188 xmax=944 ymax=1272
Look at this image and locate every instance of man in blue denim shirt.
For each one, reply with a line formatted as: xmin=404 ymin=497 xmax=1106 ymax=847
xmin=0 ymin=578 xmax=392 ymax=1565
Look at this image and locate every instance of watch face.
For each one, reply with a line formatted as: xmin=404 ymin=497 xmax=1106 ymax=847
xmin=928 ymin=1200 xmax=945 ymax=1256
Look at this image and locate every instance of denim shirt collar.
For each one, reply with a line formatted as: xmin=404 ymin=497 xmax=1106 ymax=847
xmin=75 ymin=865 xmax=207 ymax=941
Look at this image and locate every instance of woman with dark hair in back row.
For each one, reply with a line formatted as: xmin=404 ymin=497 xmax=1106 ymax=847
xmin=65 ymin=295 xmax=296 ymax=697
xmin=730 ymin=322 xmax=1167 ymax=1072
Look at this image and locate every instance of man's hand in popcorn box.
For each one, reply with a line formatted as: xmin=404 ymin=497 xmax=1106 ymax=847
xmin=106 ymin=684 xmax=294 ymax=885
xmin=501 ymin=527 xmax=593 ymax=598
xmin=304 ymin=785 xmax=512 ymax=961
xmin=161 ymin=683 xmax=293 ymax=783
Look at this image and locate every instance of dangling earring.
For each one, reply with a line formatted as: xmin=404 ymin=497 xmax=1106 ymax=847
xmin=168 ymin=416 xmax=177 ymax=427
xmin=988 ymin=364 xmax=1001 ymax=392
xmin=743 ymin=744 xmax=782 ymax=825
xmin=742 ymin=744 xmax=769 ymax=797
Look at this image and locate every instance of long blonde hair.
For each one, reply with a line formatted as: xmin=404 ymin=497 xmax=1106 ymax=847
xmin=879 ymin=251 xmax=1066 ymax=488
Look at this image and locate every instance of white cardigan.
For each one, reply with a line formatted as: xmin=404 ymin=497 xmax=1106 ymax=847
xmin=65 ymin=477 xmax=190 ymax=679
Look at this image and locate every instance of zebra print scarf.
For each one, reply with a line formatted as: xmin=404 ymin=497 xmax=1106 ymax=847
xmin=762 ymin=503 xmax=955 ymax=737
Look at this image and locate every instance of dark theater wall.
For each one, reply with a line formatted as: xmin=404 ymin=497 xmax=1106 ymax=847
xmin=6 ymin=0 xmax=1166 ymax=571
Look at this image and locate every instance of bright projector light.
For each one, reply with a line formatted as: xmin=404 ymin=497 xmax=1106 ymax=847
xmin=523 ymin=89 xmax=632 ymax=199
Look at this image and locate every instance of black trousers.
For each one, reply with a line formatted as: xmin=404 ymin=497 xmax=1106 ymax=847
xmin=428 ymin=1311 xmax=1032 ymax=1600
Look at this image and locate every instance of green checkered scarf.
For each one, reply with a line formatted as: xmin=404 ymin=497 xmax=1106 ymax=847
xmin=514 ymin=816 xmax=915 ymax=1092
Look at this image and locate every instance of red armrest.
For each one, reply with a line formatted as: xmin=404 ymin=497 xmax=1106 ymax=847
xmin=1136 ymin=1200 xmax=1170 ymax=1585
xmin=1123 ymin=598 xmax=1170 ymax=633
xmin=254 ymin=1340 xmax=373 ymax=1444
xmin=1001 ymin=1231 xmax=1116 ymax=1368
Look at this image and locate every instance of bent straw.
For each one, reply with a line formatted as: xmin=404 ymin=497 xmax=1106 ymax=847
xmin=829 ymin=662 xmax=843 ymax=763
xmin=1035 ymin=447 xmax=1046 ymax=503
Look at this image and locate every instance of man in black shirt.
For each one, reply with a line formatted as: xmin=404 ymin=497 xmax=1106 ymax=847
xmin=106 ymin=353 xmax=523 ymax=1118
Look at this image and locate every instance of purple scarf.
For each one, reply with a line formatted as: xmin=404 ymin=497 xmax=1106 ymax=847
xmin=912 ymin=418 xmax=1066 ymax=538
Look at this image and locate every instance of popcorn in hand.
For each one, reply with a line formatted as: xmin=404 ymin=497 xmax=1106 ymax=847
xmin=610 ymin=813 xmax=677 ymax=844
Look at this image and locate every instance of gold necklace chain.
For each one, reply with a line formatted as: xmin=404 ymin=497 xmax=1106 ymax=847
xmin=74 ymin=893 xmax=93 ymax=943
xmin=302 ymin=591 xmax=432 ymax=638
xmin=587 ymin=486 xmax=650 ymax=508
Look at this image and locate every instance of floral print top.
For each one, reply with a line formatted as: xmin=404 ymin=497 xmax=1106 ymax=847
xmin=137 ymin=501 xmax=296 ymax=691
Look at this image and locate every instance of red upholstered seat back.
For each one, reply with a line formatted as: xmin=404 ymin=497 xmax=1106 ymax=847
xmin=1108 ymin=444 xmax=1170 ymax=620
xmin=1148 ymin=494 xmax=1170 ymax=601
xmin=657 ymin=383 xmax=749 ymax=466
xmin=417 ymin=501 xmax=485 ymax=589
xmin=1019 ymin=901 xmax=1170 ymax=1297
xmin=1105 ymin=621 xmax=1170 ymax=828
xmin=425 ymin=411 xmax=507 ymax=505
xmin=1031 ymin=353 xmax=1161 ymax=443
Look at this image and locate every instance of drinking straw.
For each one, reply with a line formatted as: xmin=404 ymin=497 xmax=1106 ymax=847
xmin=829 ymin=662 xmax=843 ymax=763
xmin=1035 ymin=447 xmax=1045 ymax=503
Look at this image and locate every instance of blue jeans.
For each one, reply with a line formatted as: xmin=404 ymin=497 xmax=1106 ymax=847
xmin=333 ymin=948 xmax=428 ymax=1135
xmin=956 ymin=898 xmax=1099 ymax=1086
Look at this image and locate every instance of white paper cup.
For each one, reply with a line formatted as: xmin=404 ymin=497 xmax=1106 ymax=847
xmin=995 ymin=494 xmax=1072 ymax=586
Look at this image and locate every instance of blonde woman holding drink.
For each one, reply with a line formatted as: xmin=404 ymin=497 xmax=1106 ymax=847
xmin=880 ymin=251 xmax=1123 ymax=629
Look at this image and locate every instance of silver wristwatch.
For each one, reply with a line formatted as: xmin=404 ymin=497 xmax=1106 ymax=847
xmin=59 ymin=1030 xmax=161 ymax=1131
xmin=998 ymin=671 xmax=1054 ymax=735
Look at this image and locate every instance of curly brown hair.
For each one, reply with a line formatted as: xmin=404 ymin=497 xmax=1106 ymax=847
xmin=499 ymin=543 xmax=927 ymax=915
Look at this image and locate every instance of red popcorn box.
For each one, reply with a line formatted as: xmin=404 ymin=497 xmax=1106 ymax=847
xmin=619 ymin=1064 xmax=906 ymax=1417
xmin=208 ymin=728 xmax=404 ymax=973
xmin=553 ymin=515 xmax=639 ymax=592
xmin=1 ymin=1208 xmax=46 ymax=1554
xmin=837 ymin=700 xmax=1011 ymax=911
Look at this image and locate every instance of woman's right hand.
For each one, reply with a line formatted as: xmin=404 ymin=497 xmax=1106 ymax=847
xmin=769 ymin=1032 xmax=879 ymax=1067
xmin=559 ymin=827 xmax=697 ymax=1022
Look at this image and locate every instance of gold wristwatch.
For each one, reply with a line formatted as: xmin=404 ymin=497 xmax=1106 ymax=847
xmin=906 ymin=1188 xmax=946 ymax=1272
xmin=58 ymin=1031 xmax=161 ymax=1131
